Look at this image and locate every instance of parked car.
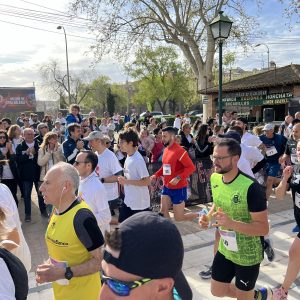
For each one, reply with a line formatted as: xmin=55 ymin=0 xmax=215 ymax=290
xmin=188 ymin=110 xmax=202 ymax=116
xmin=139 ymin=111 xmax=163 ymax=118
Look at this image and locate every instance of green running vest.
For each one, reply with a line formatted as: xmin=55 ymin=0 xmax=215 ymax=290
xmin=211 ymin=172 xmax=264 ymax=266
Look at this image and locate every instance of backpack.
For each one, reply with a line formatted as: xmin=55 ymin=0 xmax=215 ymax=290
xmin=0 ymin=247 xmax=28 ymax=300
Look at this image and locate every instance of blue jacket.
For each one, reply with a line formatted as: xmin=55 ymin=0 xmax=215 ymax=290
xmin=62 ymin=137 xmax=80 ymax=164
xmin=66 ymin=113 xmax=83 ymax=125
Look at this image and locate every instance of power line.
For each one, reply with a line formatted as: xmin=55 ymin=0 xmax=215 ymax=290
xmin=0 ymin=18 xmax=95 ymax=41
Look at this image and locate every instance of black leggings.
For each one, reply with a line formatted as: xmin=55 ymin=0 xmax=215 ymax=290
xmin=1 ymin=179 xmax=18 ymax=206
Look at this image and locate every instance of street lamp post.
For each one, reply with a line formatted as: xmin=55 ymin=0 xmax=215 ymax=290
xmin=209 ymin=11 xmax=233 ymax=126
xmin=57 ymin=26 xmax=71 ymax=104
xmin=255 ymin=43 xmax=270 ymax=70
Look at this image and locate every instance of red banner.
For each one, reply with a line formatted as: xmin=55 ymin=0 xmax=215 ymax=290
xmin=0 ymin=87 xmax=36 ymax=112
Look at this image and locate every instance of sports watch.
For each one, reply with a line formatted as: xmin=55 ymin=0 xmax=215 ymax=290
xmin=176 ymin=176 xmax=182 ymax=181
xmin=65 ymin=267 xmax=73 ymax=280
xmin=101 ymin=178 xmax=105 ymax=183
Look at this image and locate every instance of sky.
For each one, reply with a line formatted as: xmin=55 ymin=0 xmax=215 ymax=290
xmin=0 ymin=0 xmax=299 ymax=100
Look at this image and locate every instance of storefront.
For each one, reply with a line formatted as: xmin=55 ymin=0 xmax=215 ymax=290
xmin=201 ymin=64 xmax=300 ymax=121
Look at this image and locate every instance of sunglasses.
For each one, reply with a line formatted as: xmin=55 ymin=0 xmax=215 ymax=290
xmin=23 ymin=119 xmax=29 ymax=122
xmin=101 ymin=272 xmax=152 ymax=296
xmin=0 ymin=136 xmax=6 ymax=139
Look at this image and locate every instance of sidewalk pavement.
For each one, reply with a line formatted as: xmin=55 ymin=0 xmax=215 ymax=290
xmin=21 ymin=190 xmax=299 ymax=299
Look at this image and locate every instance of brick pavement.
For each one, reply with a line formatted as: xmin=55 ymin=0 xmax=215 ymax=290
xmin=20 ymin=189 xmax=298 ymax=299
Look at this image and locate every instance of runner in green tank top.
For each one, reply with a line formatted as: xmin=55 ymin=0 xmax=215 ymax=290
xmin=199 ymin=138 xmax=269 ymax=300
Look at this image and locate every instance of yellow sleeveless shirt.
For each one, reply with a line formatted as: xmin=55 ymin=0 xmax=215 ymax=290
xmin=45 ymin=201 xmax=101 ymax=300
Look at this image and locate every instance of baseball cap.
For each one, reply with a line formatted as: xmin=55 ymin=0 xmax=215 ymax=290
xmin=262 ymin=123 xmax=274 ymax=131
xmin=83 ymin=131 xmax=104 ymax=141
xmin=103 ymin=212 xmax=193 ymax=300
xmin=218 ymin=131 xmax=241 ymax=143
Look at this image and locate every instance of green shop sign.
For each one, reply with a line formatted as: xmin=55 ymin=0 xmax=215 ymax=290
xmin=222 ymin=92 xmax=293 ymax=108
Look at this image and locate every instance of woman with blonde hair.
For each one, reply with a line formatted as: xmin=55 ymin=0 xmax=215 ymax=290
xmin=7 ymin=125 xmax=22 ymax=153
xmin=0 ymin=206 xmax=28 ymax=299
xmin=38 ymin=132 xmax=65 ymax=182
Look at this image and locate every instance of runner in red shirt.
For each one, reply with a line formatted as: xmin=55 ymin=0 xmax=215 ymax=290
xmin=151 ymin=126 xmax=198 ymax=221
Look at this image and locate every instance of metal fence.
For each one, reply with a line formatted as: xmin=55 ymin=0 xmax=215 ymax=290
xmin=147 ymin=158 xmax=213 ymax=209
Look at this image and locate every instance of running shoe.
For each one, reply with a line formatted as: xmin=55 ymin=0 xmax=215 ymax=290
xmin=254 ymin=287 xmax=273 ymax=300
xmin=273 ymin=287 xmax=288 ymax=300
xmin=199 ymin=265 xmax=212 ymax=279
xmin=292 ymin=224 xmax=300 ymax=233
xmin=264 ymin=238 xmax=275 ymax=262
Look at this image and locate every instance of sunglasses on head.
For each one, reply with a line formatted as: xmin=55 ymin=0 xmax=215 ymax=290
xmin=101 ymin=272 xmax=152 ymax=297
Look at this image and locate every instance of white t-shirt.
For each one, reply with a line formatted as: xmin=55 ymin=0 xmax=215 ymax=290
xmin=123 ymin=151 xmax=150 ymax=210
xmin=241 ymin=143 xmax=264 ymax=168
xmin=238 ymin=155 xmax=254 ymax=178
xmin=0 ymin=184 xmax=31 ymax=272
xmin=96 ymin=149 xmax=122 ymax=201
xmin=241 ymin=132 xmax=262 ymax=147
xmin=78 ymin=172 xmax=111 ymax=236
xmin=183 ymin=117 xmax=191 ymax=124
xmin=99 ymin=125 xmax=108 ymax=135
xmin=0 ymin=258 xmax=15 ymax=300
xmin=173 ymin=118 xmax=181 ymax=130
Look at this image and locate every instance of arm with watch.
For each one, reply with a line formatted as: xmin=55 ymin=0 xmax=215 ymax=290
xmin=36 ymin=210 xmax=104 ymax=284
xmin=100 ymin=170 xmax=123 ymax=184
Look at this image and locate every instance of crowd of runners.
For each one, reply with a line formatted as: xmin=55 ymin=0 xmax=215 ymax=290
xmin=0 ymin=105 xmax=299 ymax=299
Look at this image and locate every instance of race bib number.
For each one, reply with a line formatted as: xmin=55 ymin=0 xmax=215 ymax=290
xmin=163 ymin=164 xmax=172 ymax=176
xmin=295 ymin=192 xmax=300 ymax=209
xmin=50 ymin=257 xmax=69 ymax=285
xmin=219 ymin=229 xmax=238 ymax=252
xmin=266 ymin=146 xmax=277 ymax=157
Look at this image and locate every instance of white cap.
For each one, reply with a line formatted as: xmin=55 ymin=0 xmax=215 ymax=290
xmin=83 ymin=131 xmax=104 ymax=141
xmin=262 ymin=123 xmax=274 ymax=131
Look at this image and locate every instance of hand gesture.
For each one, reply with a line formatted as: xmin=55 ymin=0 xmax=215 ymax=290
xmin=212 ymin=207 xmax=233 ymax=229
xmin=282 ymin=166 xmax=293 ymax=180
xmin=76 ymin=140 xmax=84 ymax=150
xmin=169 ymin=177 xmax=180 ymax=186
xmin=118 ymin=176 xmax=127 ymax=185
xmin=36 ymin=262 xmax=64 ymax=284
xmin=199 ymin=214 xmax=209 ymax=229
xmin=278 ymin=156 xmax=286 ymax=165
xmin=30 ymin=147 xmax=36 ymax=155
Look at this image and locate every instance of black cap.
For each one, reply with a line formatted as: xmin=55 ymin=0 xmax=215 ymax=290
xmin=218 ymin=131 xmax=241 ymax=143
xmin=162 ymin=126 xmax=178 ymax=134
xmin=103 ymin=212 xmax=193 ymax=300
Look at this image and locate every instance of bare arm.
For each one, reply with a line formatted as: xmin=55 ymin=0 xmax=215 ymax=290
xmin=36 ymin=247 xmax=102 ymax=283
xmin=118 ymin=176 xmax=150 ymax=186
xmin=275 ymin=166 xmax=292 ymax=200
xmin=2 ymin=228 xmax=20 ymax=251
xmin=229 ymin=210 xmax=269 ymax=236
xmin=70 ymin=248 xmax=102 ymax=277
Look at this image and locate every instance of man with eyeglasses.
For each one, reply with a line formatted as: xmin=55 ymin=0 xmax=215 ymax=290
xmin=199 ymin=138 xmax=269 ymax=300
xmin=16 ymin=128 xmax=47 ymax=222
xmin=75 ymin=150 xmax=111 ymax=235
xmin=100 ymin=211 xmax=193 ymax=300
xmin=36 ymin=162 xmax=104 ymax=300
xmin=151 ymin=126 xmax=197 ymax=221
xmin=84 ymin=131 xmax=123 ymax=224
xmin=62 ymin=123 xmax=87 ymax=165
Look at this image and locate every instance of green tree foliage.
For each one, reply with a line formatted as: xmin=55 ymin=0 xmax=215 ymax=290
xmin=70 ymin=0 xmax=257 ymax=93
xmin=127 ymin=46 xmax=196 ymax=113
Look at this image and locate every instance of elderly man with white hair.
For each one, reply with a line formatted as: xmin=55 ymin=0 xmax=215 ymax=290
xmin=36 ymin=162 xmax=104 ymax=300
